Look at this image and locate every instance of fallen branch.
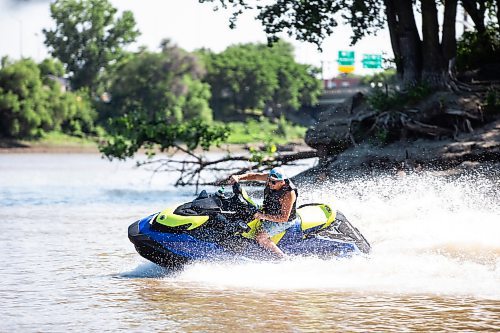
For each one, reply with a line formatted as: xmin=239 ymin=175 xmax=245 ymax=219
xmin=138 ymin=148 xmax=319 ymax=191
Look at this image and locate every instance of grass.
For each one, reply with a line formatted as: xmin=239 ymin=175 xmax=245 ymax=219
xmin=33 ymin=131 xmax=98 ymax=147
xmin=220 ymin=117 xmax=307 ymax=144
xmin=2 ymin=118 xmax=307 ymax=151
xmin=0 ymin=131 xmax=100 ymax=149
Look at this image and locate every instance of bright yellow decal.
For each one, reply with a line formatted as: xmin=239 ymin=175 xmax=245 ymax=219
xmin=299 ymin=204 xmax=337 ymax=231
xmin=156 ymin=207 xmax=209 ymax=230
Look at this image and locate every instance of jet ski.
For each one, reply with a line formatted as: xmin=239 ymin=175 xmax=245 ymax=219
xmin=128 ymin=183 xmax=370 ymax=268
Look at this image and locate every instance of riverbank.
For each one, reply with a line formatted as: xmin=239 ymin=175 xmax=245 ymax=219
xmin=296 ymin=117 xmax=500 ymax=182
xmin=295 ymin=87 xmax=500 ymax=182
xmin=0 ymin=119 xmax=309 ymax=155
xmin=0 ymin=138 xmax=311 ymax=155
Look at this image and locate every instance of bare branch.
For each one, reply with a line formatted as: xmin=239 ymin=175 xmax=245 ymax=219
xmin=134 ymin=148 xmax=319 ymax=188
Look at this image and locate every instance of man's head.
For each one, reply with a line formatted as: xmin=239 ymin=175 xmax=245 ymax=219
xmin=268 ymin=167 xmax=287 ymax=189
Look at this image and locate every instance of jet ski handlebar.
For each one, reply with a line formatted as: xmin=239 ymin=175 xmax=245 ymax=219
xmin=232 ymin=182 xmax=242 ymax=195
xmin=232 ymin=182 xmax=259 ymax=216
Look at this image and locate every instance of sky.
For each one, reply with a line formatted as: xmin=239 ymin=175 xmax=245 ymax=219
xmin=0 ymin=0 xmax=396 ymax=78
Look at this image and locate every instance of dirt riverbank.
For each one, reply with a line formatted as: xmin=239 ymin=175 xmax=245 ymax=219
xmin=295 ymin=118 xmax=500 ymax=182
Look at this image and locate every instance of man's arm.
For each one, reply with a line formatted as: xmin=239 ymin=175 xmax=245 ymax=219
xmin=230 ymin=172 xmax=268 ymax=184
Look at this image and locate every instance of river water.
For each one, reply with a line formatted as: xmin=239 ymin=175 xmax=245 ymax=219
xmin=0 ymin=153 xmax=499 ymax=332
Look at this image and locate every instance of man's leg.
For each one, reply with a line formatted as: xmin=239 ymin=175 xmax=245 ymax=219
xmin=255 ymin=231 xmax=286 ymax=259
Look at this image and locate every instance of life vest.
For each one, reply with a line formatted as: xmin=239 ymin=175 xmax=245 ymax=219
xmin=263 ymin=179 xmax=298 ymax=221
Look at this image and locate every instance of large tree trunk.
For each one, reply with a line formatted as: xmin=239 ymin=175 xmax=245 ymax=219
xmin=442 ymin=0 xmax=458 ymax=61
xmin=461 ymin=0 xmax=486 ymax=33
xmin=421 ymin=0 xmax=447 ymax=87
xmin=496 ymin=0 xmax=500 ymax=34
xmin=392 ymin=0 xmax=422 ymax=87
xmin=384 ymin=0 xmax=405 ymax=80
xmin=384 ymin=0 xmax=403 ymax=79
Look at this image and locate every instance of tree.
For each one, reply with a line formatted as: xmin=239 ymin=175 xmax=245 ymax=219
xmin=99 ymin=42 xmax=227 ymax=161
xmin=456 ymin=24 xmax=500 ymax=72
xmin=102 ymin=42 xmax=213 ymax=123
xmin=200 ymin=41 xmax=321 ymax=119
xmin=0 ymin=59 xmax=51 ymax=138
xmin=200 ymin=0 xmax=499 ymax=88
xmin=0 ymin=57 xmax=96 ymax=139
xmin=43 ymin=0 xmax=140 ymax=90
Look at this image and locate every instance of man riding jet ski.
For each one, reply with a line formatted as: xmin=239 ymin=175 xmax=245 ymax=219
xmin=128 ymin=173 xmax=370 ymax=269
xmin=229 ymin=167 xmax=299 ymax=259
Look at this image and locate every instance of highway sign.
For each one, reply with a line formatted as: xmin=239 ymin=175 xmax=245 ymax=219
xmin=362 ymin=54 xmax=382 ymax=69
xmin=338 ymin=50 xmax=355 ymax=66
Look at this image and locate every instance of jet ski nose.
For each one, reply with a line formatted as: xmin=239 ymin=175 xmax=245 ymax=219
xmin=128 ymin=220 xmax=141 ymax=242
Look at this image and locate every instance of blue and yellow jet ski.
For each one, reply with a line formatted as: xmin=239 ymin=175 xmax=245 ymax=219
xmin=128 ymin=183 xmax=370 ymax=268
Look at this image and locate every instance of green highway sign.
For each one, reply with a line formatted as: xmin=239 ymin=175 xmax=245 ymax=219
xmin=362 ymin=54 xmax=382 ymax=69
xmin=338 ymin=50 xmax=355 ymax=66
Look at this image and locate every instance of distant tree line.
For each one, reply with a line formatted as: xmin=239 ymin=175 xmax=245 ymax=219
xmin=199 ymin=41 xmax=322 ymax=121
xmin=0 ymin=0 xmax=323 ymax=160
xmin=1 ymin=0 xmax=498 ymax=161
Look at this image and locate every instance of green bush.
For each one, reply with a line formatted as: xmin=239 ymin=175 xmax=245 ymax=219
xmin=223 ymin=117 xmax=306 ymax=144
xmin=367 ymin=83 xmax=431 ymax=112
xmin=456 ymin=25 xmax=500 ymax=72
xmin=485 ymin=88 xmax=500 ymax=114
xmin=360 ymin=69 xmax=397 ymax=86
xmin=0 ymin=59 xmax=51 ymax=138
xmin=0 ymin=57 xmax=97 ymax=140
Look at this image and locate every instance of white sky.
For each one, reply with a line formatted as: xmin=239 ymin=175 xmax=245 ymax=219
xmin=0 ymin=0 xmax=397 ymax=77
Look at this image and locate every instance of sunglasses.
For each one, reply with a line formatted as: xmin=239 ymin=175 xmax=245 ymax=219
xmin=268 ymin=178 xmax=281 ymax=185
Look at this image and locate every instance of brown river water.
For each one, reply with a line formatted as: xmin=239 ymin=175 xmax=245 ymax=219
xmin=0 ymin=154 xmax=499 ymax=332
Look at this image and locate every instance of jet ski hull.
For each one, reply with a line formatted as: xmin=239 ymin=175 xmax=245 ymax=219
xmin=128 ymin=210 xmax=370 ymax=268
xmin=128 ymin=216 xmax=189 ymax=269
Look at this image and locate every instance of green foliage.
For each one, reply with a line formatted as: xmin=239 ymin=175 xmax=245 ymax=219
xmin=367 ymin=83 xmax=432 ymax=112
xmin=360 ymin=69 xmax=397 ymax=86
xmin=43 ymin=0 xmax=140 ymax=90
xmin=0 ymin=59 xmax=50 ymax=138
xmin=248 ymin=143 xmax=277 ymax=164
xmin=374 ymin=128 xmax=389 ymax=144
xmin=174 ymin=75 xmax=213 ymax=123
xmin=406 ymin=84 xmax=432 ymax=104
xmin=201 ymin=41 xmax=321 ymax=119
xmin=456 ymin=24 xmax=500 ymax=71
xmin=0 ymin=57 xmax=97 ymax=139
xmin=485 ymin=87 xmax=500 ymax=113
xmin=49 ymin=88 xmax=96 ymax=136
xmin=367 ymin=88 xmax=398 ymax=112
xmin=223 ymin=117 xmax=306 ymax=144
xmin=98 ymin=40 xmax=220 ymax=159
xmin=38 ymin=58 xmax=65 ymax=78
xmin=102 ymin=44 xmax=213 ymax=125
xmin=200 ymin=0 xmax=385 ymax=48
xmin=486 ymin=88 xmax=497 ymax=107
xmin=36 ymin=131 xmax=98 ymax=147
xmin=99 ymin=115 xmax=229 ymax=160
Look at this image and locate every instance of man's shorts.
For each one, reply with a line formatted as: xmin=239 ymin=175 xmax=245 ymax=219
xmin=259 ymin=217 xmax=300 ymax=237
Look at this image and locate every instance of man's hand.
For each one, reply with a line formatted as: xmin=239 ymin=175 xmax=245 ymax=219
xmin=228 ymin=175 xmax=239 ymax=184
xmin=253 ymin=212 xmax=263 ymax=220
